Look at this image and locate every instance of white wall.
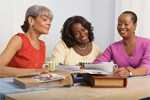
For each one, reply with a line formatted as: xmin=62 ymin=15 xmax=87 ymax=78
xmin=92 ymin=0 xmax=115 ymax=51
xmin=114 ymin=0 xmax=150 ymax=40
xmin=0 ymin=1 xmax=15 ymax=53
xmin=1 ymin=0 xmax=150 ymax=56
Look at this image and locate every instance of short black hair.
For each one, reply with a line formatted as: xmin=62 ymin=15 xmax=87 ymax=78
xmin=61 ymin=16 xmax=94 ymax=48
xmin=121 ymin=11 xmax=137 ymax=24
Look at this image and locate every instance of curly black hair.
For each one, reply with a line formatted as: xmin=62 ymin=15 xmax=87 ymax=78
xmin=61 ymin=16 xmax=94 ymax=48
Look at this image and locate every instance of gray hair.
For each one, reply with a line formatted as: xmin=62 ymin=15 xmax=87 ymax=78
xmin=25 ymin=5 xmax=53 ymax=20
xmin=21 ymin=5 xmax=53 ymax=32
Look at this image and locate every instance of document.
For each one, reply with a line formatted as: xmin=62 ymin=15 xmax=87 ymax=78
xmin=57 ymin=65 xmax=81 ymax=73
xmin=33 ymin=73 xmax=65 ymax=82
xmin=84 ymin=62 xmax=116 ymax=75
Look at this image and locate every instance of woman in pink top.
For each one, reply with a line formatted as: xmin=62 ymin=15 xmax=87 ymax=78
xmin=94 ymin=11 xmax=150 ymax=77
xmin=0 ymin=5 xmax=53 ymax=76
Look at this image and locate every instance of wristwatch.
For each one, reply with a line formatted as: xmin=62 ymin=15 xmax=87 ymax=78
xmin=126 ymin=68 xmax=133 ymax=77
xmin=129 ymin=71 xmax=133 ymax=77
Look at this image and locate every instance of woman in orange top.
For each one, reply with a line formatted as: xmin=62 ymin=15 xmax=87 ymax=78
xmin=0 ymin=5 xmax=53 ymax=76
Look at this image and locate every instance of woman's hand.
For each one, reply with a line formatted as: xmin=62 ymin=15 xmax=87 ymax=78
xmin=114 ymin=67 xmax=130 ymax=77
xmin=0 ymin=67 xmax=49 ymax=77
xmin=114 ymin=66 xmax=148 ymax=77
xmin=35 ymin=68 xmax=49 ymax=74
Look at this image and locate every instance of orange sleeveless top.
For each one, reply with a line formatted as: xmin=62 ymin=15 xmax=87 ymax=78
xmin=8 ymin=33 xmax=45 ymax=69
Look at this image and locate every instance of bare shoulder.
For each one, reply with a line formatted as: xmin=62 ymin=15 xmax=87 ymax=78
xmin=6 ymin=34 xmax=22 ymax=50
xmin=92 ymin=42 xmax=100 ymax=50
xmin=10 ymin=35 xmax=22 ymax=42
xmin=55 ymin=40 xmax=68 ymax=49
xmin=0 ymin=34 xmax=23 ymax=65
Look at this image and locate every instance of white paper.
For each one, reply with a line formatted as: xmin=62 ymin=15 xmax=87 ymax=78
xmin=83 ymin=69 xmax=112 ymax=75
xmin=84 ymin=62 xmax=115 ymax=74
xmin=33 ymin=73 xmax=65 ymax=82
xmin=56 ymin=65 xmax=81 ymax=73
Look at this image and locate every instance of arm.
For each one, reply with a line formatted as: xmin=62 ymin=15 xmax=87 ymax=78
xmin=0 ymin=35 xmax=22 ymax=65
xmin=127 ymin=44 xmax=150 ymax=76
xmin=115 ymin=44 xmax=150 ymax=77
xmin=127 ymin=66 xmax=147 ymax=76
xmin=114 ymin=66 xmax=147 ymax=77
xmin=0 ymin=66 xmax=44 ymax=77
xmin=93 ymin=45 xmax=112 ymax=64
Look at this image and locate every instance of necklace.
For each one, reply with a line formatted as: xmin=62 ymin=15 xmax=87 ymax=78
xmin=76 ymin=43 xmax=90 ymax=50
xmin=73 ymin=42 xmax=92 ymax=56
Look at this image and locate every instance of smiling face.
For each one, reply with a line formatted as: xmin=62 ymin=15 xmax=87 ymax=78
xmin=71 ymin=23 xmax=90 ymax=45
xmin=31 ymin=12 xmax=52 ymax=35
xmin=117 ymin=14 xmax=136 ymax=39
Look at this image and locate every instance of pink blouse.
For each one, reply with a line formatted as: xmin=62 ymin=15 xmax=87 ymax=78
xmin=94 ymin=36 xmax=150 ymax=74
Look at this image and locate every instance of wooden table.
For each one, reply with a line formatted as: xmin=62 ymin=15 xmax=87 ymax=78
xmin=5 ymin=76 xmax=150 ymax=100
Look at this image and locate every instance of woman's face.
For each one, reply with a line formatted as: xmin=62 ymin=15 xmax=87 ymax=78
xmin=32 ymin=12 xmax=52 ymax=34
xmin=117 ymin=14 xmax=136 ymax=39
xmin=71 ymin=23 xmax=89 ymax=45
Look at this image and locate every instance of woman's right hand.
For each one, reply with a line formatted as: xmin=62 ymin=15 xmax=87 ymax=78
xmin=114 ymin=67 xmax=130 ymax=77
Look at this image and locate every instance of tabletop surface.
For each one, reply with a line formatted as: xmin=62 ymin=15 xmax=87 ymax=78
xmin=2 ymin=76 xmax=150 ymax=100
